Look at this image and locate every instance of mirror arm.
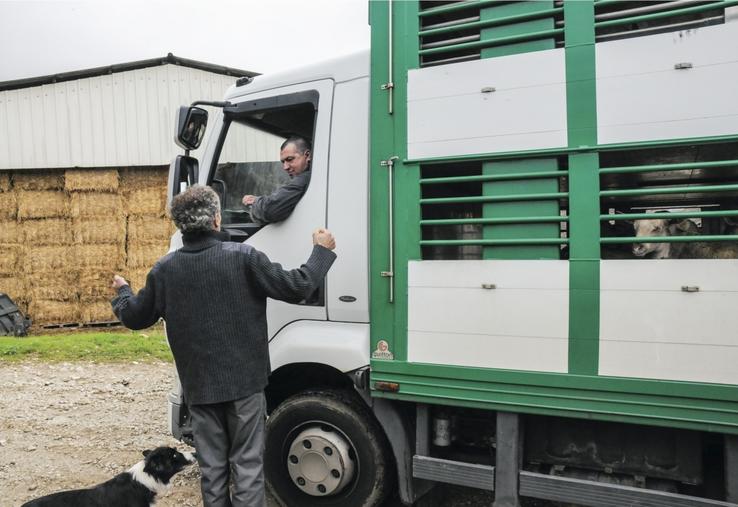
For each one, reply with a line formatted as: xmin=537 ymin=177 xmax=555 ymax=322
xmin=191 ymin=100 xmax=231 ymax=108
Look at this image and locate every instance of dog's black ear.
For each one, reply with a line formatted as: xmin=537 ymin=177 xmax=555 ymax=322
xmin=143 ymin=449 xmax=151 ymax=458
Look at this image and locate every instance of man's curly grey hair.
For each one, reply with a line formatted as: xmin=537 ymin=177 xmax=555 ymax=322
xmin=169 ymin=184 xmax=220 ymax=233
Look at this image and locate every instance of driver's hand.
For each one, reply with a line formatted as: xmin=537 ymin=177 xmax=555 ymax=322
xmin=242 ymin=195 xmax=256 ymax=206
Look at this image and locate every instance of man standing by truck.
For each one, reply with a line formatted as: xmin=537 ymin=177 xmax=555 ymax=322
xmin=242 ymin=136 xmax=312 ymax=225
xmin=110 ymin=184 xmax=337 ymax=507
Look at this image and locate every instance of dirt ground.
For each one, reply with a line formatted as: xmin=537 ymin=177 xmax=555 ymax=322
xmin=0 ymin=361 xmax=207 ymax=506
xmin=0 ymin=360 xmax=507 ymax=507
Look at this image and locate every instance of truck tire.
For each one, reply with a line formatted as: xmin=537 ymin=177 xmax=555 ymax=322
xmin=265 ymin=389 xmax=394 ymax=507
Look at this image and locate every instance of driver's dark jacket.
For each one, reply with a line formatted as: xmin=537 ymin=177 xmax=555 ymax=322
xmin=111 ymin=230 xmax=335 ymax=405
xmin=250 ymin=170 xmax=311 ymax=225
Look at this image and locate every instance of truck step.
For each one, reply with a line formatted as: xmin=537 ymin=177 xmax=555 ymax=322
xmin=412 ymin=455 xmax=495 ymax=491
xmin=519 ymin=471 xmax=738 ymax=507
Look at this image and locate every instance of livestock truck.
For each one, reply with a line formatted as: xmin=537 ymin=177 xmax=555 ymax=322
xmin=166 ymin=1 xmax=738 ymax=506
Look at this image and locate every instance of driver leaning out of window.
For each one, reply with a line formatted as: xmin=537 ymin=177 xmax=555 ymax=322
xmin=242 ymin=135 xmax=311 ymax=225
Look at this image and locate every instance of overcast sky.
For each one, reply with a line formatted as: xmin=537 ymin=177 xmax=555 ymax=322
xmin=0 ymin=0 xmax=371 ymax=82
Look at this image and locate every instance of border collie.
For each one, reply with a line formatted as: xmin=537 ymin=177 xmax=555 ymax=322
xmin=21 ymin=446 xmax=197 ymax=507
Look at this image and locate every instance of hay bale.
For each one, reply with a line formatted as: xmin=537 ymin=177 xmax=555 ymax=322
xmin=65 ymin=169 xmax=119 ymax=192
xmin=0 ymin=172 xmax=10 ymax=192
xmin=126 ymin=241 xmax=168 ymax=269
xmin=23 ymin=245 xmax=68 ymax=273
xmin=127 ymin=215 xmax=174 ymax=242
xmin=17 ymin=190 xmax=68 ymax=219
xmin=79 ymin=269 xmax=116 ymax=299
xmin=80 ymin=297 xmax=116 ymax=323
xmin=73 ymin=216 xmax=126 ymax=244
xmin=120 ymin=167 xmax=168 ymax=191
xmin=76 ymin=244 xmax=124 ymax=270
xmin=0 ymin=220 xmax=20 ymax=244
xmin=0 ymin=245 xmax=21 ymax=275
xmin=70 ymin=192 xmax=122 ymax=218
xmin=26 ymin=271 xmax=77 ymax=301
xmin=0 ymin=191 xmax=17 ymax=220
xmin=21 ymin=218 xmax=73 ymax=246
xmin=13 ymin=170 xmax=65 ymax=191
xmin=28 ymin=299 xmax=79 ymax=325
xmin=126 ymin=187 xmax=166 ymax=217
xmin=0 ymin=276 xmax=25 ymax=302
xmin=124 ymin=267 xmax=150 ymax=292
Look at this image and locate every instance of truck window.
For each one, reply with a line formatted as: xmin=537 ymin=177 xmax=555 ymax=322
xmin=212 ymin=121 xmax=287 ymax=225
xmin=210 ymin=100 xmax=316 ymax=228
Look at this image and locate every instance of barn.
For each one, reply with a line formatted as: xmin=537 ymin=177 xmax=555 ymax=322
xmin=0 ymin=54 xmax=257 ymax=328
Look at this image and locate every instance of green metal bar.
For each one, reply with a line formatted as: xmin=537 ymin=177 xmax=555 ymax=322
xmin=420 ymin=170 xmax=565 ymax=185
xmin=602 ymin=210 xmax=738 ymax=221
xmin=421 ymin=192 xmax=567 ymax=205
xmin=406 ymin=134 xmax=738 ymax=166
xmin=595 ymin=1 xmax=738 ymax=29
xmin=602 ymin=235 xmax=738 ymax=244
xmin=601 ymin=183 xmax=738 ymax=198
xmin=422 ymin=216 xmax=568 ymax=226
xmin=420 ymin=238 xmax=568 ymax=246
xmin=418 ymin=0 xmax=499 ymax=18
xmin=419 ymin=7 xmax=564 ymax=37
xmin=419 ymin=27 xmax=564 ymax=56
xmin=600 ymin=159 xmax=738 ymax=175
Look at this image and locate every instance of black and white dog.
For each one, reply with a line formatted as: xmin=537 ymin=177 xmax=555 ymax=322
xmin=21 ymin=446 xmax=197 ymax=507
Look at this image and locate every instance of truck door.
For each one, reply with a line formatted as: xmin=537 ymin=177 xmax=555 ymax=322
xmin=207 ymin=79 xmax=333 ymax=332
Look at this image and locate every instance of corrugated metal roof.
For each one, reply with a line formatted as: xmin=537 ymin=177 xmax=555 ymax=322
xmin=0 ymin=61 xmax=256 ymax=170
xmin=0 ymin=53 xmax=258 ymax=92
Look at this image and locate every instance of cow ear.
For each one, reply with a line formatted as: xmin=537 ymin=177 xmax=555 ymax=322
xmin=143 ymin=449 xmax=151 ymax=457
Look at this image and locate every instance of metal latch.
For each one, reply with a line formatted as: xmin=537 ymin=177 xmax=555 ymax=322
xmin=681 ymin=286 xmax=699 ymax=293
xmin=674 ymin=62 xmax=693 ymax=70
xmin=481 ymin=283 xmax=497 ymax=290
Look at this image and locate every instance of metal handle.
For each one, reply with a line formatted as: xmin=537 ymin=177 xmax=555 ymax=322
xmin=681 ymin=286 xmax=700 ymax=293
xmin=383 ymin=0 xmax=395 ymax=115
xmin=381 ymin=156 xmax=399 ymax=303
xmin=481 ymin=283 xmax=497 ymax=290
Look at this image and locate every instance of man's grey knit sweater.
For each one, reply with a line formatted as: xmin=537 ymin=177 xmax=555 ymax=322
xmin=111 ymin=231 xmax=336 ymax=405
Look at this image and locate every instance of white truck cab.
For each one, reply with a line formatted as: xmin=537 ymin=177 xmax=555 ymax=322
xmin=167 ymin=51 xmax=401 ymax=506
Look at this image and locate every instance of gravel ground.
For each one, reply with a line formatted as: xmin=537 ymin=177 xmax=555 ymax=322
xmin=0 ymin=361 xmax=205 ymax=507
xmin=0 ymin=360 xmax=540 ymax=507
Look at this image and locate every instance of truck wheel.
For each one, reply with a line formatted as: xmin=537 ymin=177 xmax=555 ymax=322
xmin=265 ymin=389 xmax=394 ymax=507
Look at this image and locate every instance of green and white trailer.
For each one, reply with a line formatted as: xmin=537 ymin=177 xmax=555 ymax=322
xmin=168 ymin=1 xmax=738 ymax=506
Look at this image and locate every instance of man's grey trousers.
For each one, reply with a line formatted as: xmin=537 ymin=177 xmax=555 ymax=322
xmin=189 ymin=392 xmax=267 ymax=507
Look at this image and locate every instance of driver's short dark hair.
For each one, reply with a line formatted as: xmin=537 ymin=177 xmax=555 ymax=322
xmin=169 ymin=184 xmax=220 ymax=234
xmin=280 ymin=136 xmax=311 ymax=154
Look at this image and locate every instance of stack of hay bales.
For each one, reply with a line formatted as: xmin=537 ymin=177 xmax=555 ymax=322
xmin=0 ymin=172 xmax=24 ymax=311
xmin=121 ymin=168 xmax=173 ymax=292
xmin=15 ymin=171 xmax=76 ymax=324
xmin=66 ymin=169 xmax=125 ymax=324
xmin=0 ymin=167 xmax=172 ymax=328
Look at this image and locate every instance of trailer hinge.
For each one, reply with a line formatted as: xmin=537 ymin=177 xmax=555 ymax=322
xmin=380 ymin=82 xmax=394 ymax=90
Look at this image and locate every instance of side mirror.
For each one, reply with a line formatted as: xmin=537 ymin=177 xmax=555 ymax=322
xmin=175 ymin=106 xmax=208 ymax=150
xmin=169 ymin=155 xmax=199 ymax=199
